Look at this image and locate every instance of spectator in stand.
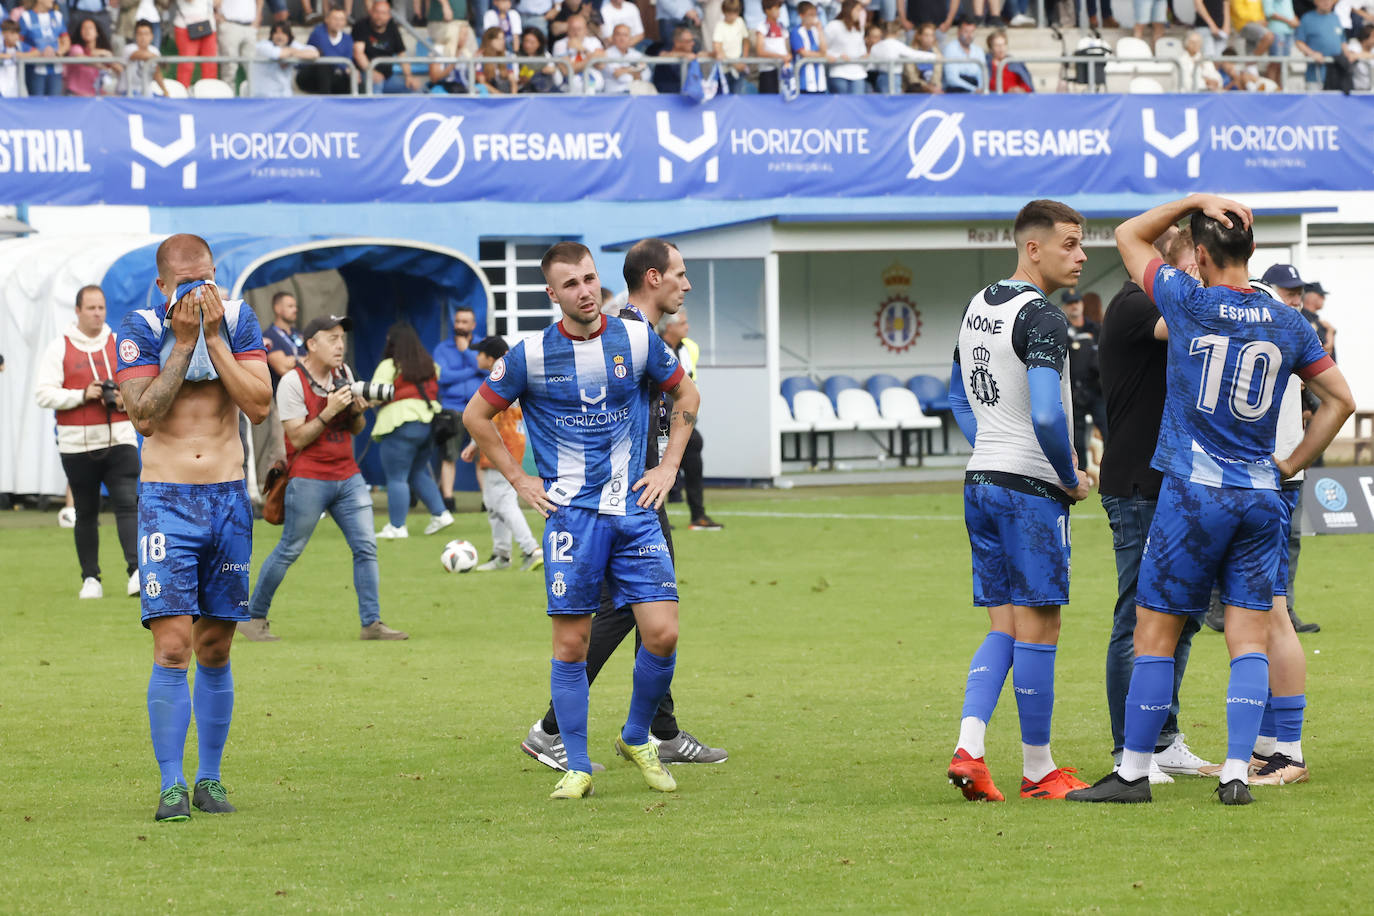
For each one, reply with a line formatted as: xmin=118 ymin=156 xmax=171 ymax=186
xmin=1265 ymin=0 xmax=1300 ymax=72
xmin=601 ymin=22 xmax=652 ymax=91
xmin=485 ymin=0 xmax=523 ymax=49
xmin=754 ymin=0 xmax=789 ymax=92
xmin=600 ymin=0 xmax=643 ymax=42
xmin=0 ymin=20 xmax=35 ymax=99
xmin=65 ymin=16 xmax=117 ymax=96
xmin=250 ymin=20 xmax=318 ymax=96
xmin=460 ymin=337 xmax=546 ymax=572
xmin=969 ymin=0 xmax=1002 ymax=27
xmin=712 ymin=0 xmax=749 ymax=91
xmin=354 ymin=0 xmax=420 ymax=91
xmin=1132 ymin=0 xmax=1168 ymax=47
xmin=986 ymin=27 xmax=1031 ymax=91
xmin=1195 ymin=0 xmax=1231 ymax=57
xmin=908 ymin=0 xmax=957 ymax=36
xmin=824 ymin=0 xmax=867 ymax=92
xmin=418 ymin=0 xmax=474 ymax=60
xmin=908 ymin=20 xmax=941 ymax=87
xmin=551 ymin=0 xmax=602 ymax=37
xmin=300 ymin=6 xmax=354 ymax=94
xmin=552 ymin=12 xmax=604 ymax=90
xmin=658 ymin=0 xmax=704 ymax=49
xmin=1233 ymin=0 xmax=1277 ymax=63
xmin=1178 ymin=28 xmax=1223 ymax=89
xmin=127 ymin=0 xmax=165 ymax=46
xmin=519 ymin=0 xmax=558 ymax=34
xmin=657 ymin=309 xmax=722 ymax=531
xmin=216 ymin=0 xmax=259 ymax=88
xmin=941 ymin=14 xmax=982 ymax=91
xmin=1302 ymin=281 xmax=1336 ymax=356
xmin=474 ymin=25 xmax=517 ymax=91
xmin=1217 ymin=45 xmax=1263 ymax=86
xmin=371 ymin=322 xmax=453 ymax=540
xmin=868 ymin=19 xmax=935 ymax=92
xmin=33 ymin=285 xmax=141 ymax=601
xmin=790 ymin=1 xmax=828 ymax=93
xmin=701 ymin=0 xmax=723 ymax=52
xmin=434 ymin=306 xmax=483 ymax=513
xmin=239 ymin=315 xmax=409 ymax=644
xmin=1295 ymin=0 xmax=1347 ymax=87
xmin=1347 ymin=22 xmax=1374 ymax=88
xmin=68 ymin=0 xmax=114 ymax=37
xmin=651 ymin=22 xmax=696 ymax=92
xmin=172 ymin=0 xmax=218 ymax=85
xmin=517 ymin=24 xmax=560 ymax=89
xmin=19 ymin=0 xmax=68 ymax=97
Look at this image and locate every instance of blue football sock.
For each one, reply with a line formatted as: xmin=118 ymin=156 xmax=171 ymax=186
xmin=960 ymin=631 xmax=1014 ymax=723
xmin=1258 ymin=689 xmax=1276 ymax=738
xmin=147 ymin=663 xmax=191 ymax=791
xmin=1012 ymin=641 xmax=1056 ymax=747
xmin=1271 ymin=693 xmax=1306 ymax=743
xmin=1123 ymin=655 xmax=1174 ymax=754
xmin=550 ymin=659 xmax=590 ymax=773
xmin=623 ymin=648 xmax=676 ymax=746
xmin=193 ymin=662 xmax=234 ymax=784
xmin=1226 ymin=653 xmax=1270 ymax=762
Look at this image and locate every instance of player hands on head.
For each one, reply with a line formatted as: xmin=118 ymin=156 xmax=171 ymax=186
xmin=944 ymin=200 xmax=1093 ymax=806
xmin=461 ymin=241 xmax=702 ymax=800
xmin=115 ymin=234 xmax=271 ymax=823
xmin=1066 ymin=194 xmax=1354 ymax=806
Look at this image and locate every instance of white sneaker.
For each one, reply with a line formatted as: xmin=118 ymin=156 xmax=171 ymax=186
xmin=1113 ymin=758 xmax=1174 ymax=785
xmin=1154 ymin=733 xmax=1215 ymax=775
xmin=377 ymin=524 xmax=409 ymax=539
xmin=57 ymin=506 xmax=76 ymax=528
xmin=78 ymin=577 xmax=102 ymax=599
xmin=128 ymin=570 xmax=140 ymax=597
xmin=424 ymin=510 xmax=454 ymax=535
xmin=1009 ymin=12 xmax=1036 ymax=26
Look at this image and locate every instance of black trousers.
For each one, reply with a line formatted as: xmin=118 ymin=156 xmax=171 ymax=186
xmin=296 ymin=65 xmax=353 ymax=95
xmin=60 ymin=444 xmax=140 ymax=582
xmin=682 ymin=427 xmax=706 ymax=521
xmin=542 ymin=502 xmax=679 ymax=739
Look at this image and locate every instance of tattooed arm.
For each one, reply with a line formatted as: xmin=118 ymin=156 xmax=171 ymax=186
xmin=119 ymin=299 xmax=201 ymax=436
xmin=633 ymin=373 xmax=701 ymax=510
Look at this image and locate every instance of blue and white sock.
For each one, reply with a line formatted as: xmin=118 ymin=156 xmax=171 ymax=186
xmin=1272 ymin=693 xmax=1305 ymax=762
xmin=1225 ymin=652 xmax=1270 ymax=780
xmin=192 ymin=662 xmax=234 ymax=784
xmin=1121 ymin=655 xmax=1174 ymax=782
xmin=956 ymin=631 xmax=1013 ymax=758
xmin=147 ymin=663 xmax=191 ymax=791
xmin=1013 ymin=641 xmax=1057 ymax=781
xmin=550 ymin=659 xmax=590 ymax=774
xmin=622 ymin=648 xmax=676 ymax=746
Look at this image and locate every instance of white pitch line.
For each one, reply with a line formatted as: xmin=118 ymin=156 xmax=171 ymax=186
xmin=698 ymin=510 xmax=1105 ymax=522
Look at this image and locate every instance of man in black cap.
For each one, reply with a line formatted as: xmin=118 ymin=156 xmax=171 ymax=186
xmin=240 ymin=314 xmax=409 ymax=642
xmin=1061 ymin=289 xmax=1105 ymax=475
xmin=1302 ymin=280 xmax=1336 ymax=360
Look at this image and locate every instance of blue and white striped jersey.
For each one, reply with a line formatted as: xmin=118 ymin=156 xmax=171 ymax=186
xmin=478 ymin=314 xmax=685 ymax=516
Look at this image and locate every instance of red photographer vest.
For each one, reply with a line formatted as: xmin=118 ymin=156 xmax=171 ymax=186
xmin=286 ymin=365 xmax=361 ymax=481
xmin=57 ymin=335 xmax=129 ymax=427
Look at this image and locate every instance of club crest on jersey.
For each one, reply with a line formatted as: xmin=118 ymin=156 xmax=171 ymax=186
xmin=874 ymin=262 xmax=922 ymax=353
xmin=550 ymin=571 xmax=567 ymax=598
xmin=489 ymin=357 xmax=506 ymax=382
xmin=119 ymin=338 xmax=140 ymax=364
xmin=613 ymin=354 xmax=627 ymax=379
xmin=969 ymin=344 xmax=999 ymax=406
xmin=144 ymin=573 xmax=162 ymax=599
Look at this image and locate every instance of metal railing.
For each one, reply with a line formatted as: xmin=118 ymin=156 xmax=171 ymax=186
xmin=990 ymin=54 xmax=1185 ymax=93
xmin=10 ymin=54 xmax=361 ymax=97
xmin=364 ymin=54 xmax=576 ymax=94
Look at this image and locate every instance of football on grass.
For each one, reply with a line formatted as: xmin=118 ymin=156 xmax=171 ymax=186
xmin=440 ymin=539 xmax=479 ymax=573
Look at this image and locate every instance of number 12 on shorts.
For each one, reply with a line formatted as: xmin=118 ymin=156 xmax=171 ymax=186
xmin=140 ymin=532 xmax=166 ymax=565
xmin=547 ymin=530 xmax=573 ymax=563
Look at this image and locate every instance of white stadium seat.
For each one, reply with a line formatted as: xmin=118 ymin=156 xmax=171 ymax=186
xmin=191 ymin=78 xmax=236 ymax=99
xmin=835 ymin=388 xmax=898 ymax=432
xmin=151 ymin=79 xmax=190 ymax=98
xmin=878 ymin=387 xmax=941 ymax=432
xmin=1154 ymin=36 xmax=1184 ymax=59
xmin=1129 ymin=76 xmax=1165 ymax=93
xmin=775 ymin=393 xmax=811 ymax=435
xmin=791 ymin=389 xmax=854 ymax=432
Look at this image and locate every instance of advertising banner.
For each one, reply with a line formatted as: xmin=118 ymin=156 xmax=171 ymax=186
xmin=1303 ymin=468 xmax=1374 ymax=535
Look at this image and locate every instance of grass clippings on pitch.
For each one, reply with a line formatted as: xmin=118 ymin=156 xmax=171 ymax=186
xmin=1 ymin=483 xmax=1371 ymax=913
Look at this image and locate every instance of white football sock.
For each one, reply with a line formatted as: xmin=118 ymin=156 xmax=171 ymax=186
xmin=1253 ymin=734 xmax=1277 ymax=757
xmin=1022 ymin=743 xmax=1055 ymax=782
xmin=1275 ymin=740 xmax=1303 ymax=762
xmin=1119 ymin=749 xmax=1153 ymax=783
xmin=1220 ymin=758 xmax=1250 ymax=784
xmin=956 ymin=717 xmax=987 ymax=759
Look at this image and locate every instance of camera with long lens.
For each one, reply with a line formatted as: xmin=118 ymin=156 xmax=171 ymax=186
xmin=349 ymin=381 xmax=395 ymax=403
xmin=99 ymin=379 xmax=120 ymax=410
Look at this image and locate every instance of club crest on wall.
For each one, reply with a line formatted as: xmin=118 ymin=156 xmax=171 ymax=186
xmin=874 ymin=262 xmax=922 ymax=353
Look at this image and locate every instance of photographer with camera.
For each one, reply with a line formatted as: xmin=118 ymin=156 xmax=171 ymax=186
xmin=239 ymin=315 xmax=408 ymax=642
xmin=34 ymin=284 xmax=141 ymax=599
xmin=434 ymin=306 xmax=483 ymax=514
xmin=371 ymin=321 xmax=453 ymax=539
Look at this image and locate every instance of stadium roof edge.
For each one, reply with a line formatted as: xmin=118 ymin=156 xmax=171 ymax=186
xmin=600 ymin=205 xmax=1338 ymax=252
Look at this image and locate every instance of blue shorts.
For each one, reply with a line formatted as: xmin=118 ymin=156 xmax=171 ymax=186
xmin=964 ymin=483 xmax=1069 ymax=607
xmin=138 ymin=480 xmax=253 ymax=628
xmin=1138 ymin=475 xmax=1283 ymax=615
xmin=543 ymin=506 xmax=677 ymax=615
xmin=1273 ymin=485 xmax=1301 ymax=597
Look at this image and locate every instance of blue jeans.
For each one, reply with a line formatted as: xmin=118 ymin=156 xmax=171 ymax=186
xmin=1102 ymin=489 xmax=1200 ymax=758
xmin=26 ymin=68 xmax=63 ymax=96
xmin=829 ymin=76 xmax=867 ymax=94
xmin=378 ymin=420 xmax=446 ymax=528
xmin=249 ymin=474 xmax=381 ymax=626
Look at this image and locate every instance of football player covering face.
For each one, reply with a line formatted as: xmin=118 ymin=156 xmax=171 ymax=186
xmin=1013 ymin=220 xmax=1087 ymax=295
xmin=545 ymin=255 xmax=603 ymax=332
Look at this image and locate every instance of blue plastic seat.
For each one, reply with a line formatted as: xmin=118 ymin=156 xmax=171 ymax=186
xmin=907 ymin=374 xmax=952 ymax=414
xmin=780 ymin=376 xmax=818 ymax=412
xmin=864 ymin=374 xmax=902 ymax=400
xmin=821 ymin=375 xmax=860 ymax=408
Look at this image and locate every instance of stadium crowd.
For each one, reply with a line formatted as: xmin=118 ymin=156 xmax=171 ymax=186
xmin=1 ymin=0 xmax=1368 ymax=95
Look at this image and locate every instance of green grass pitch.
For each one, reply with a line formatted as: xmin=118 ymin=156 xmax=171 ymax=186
xmin=2 ymin=483 xmax=1371 ymax=913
